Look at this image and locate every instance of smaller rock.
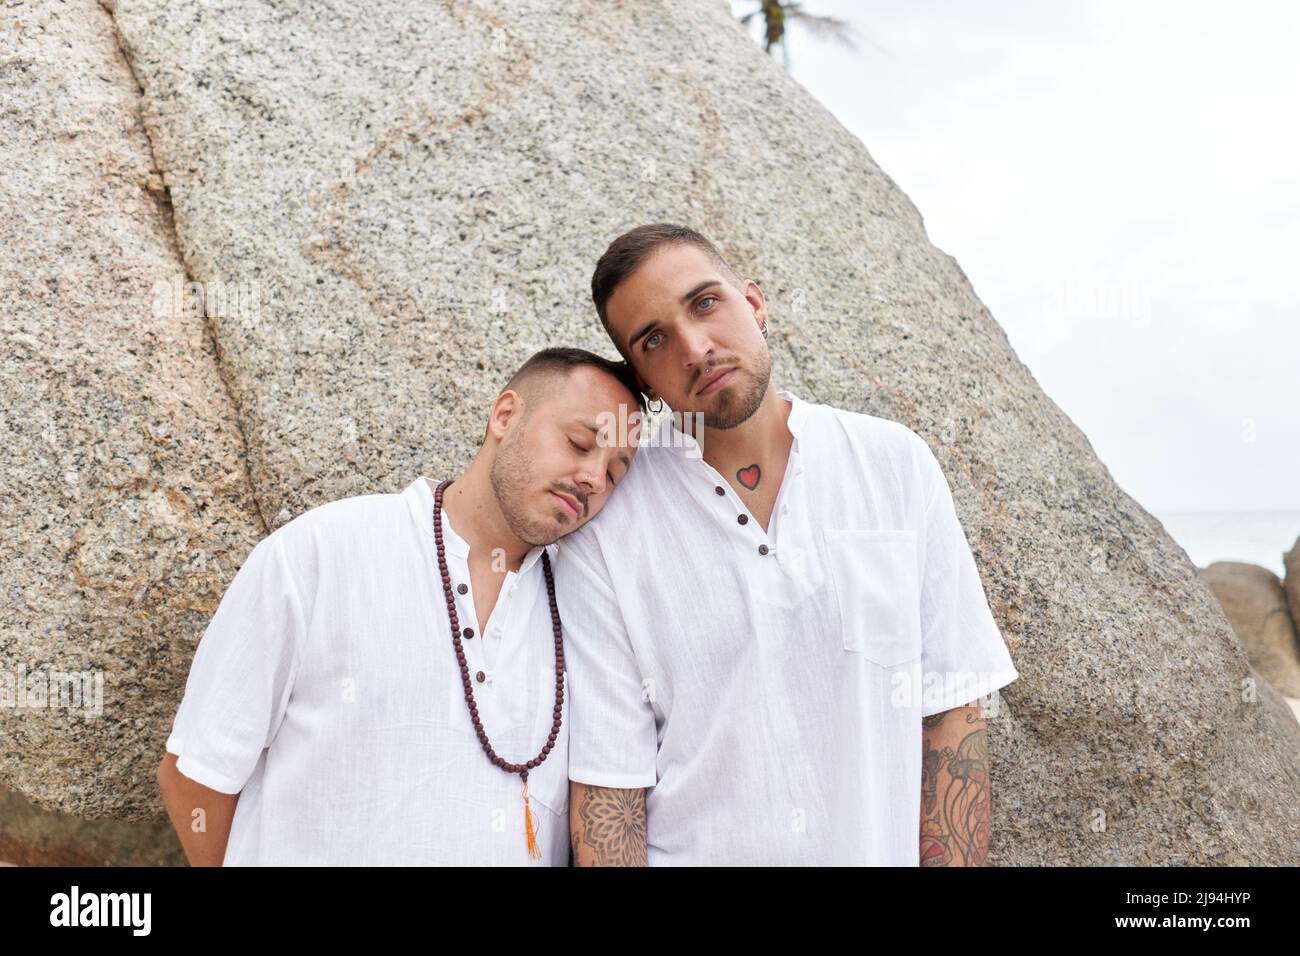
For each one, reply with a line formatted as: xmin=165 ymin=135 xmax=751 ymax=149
xmin=1283 ymin=537 xmax=1300 ymax=639
xmin=1200 ymin=561 xmax=1300 ymax=697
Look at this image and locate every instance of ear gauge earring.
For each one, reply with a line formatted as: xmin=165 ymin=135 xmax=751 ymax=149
xmin=761 ymin=321 xmax=769 ymax=339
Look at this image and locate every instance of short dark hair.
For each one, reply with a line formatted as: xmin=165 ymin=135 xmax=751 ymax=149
xmin=482 ymin=346 xmax=646 ymax=442
xmin=590 ymin=223 xmax=741 ymax=358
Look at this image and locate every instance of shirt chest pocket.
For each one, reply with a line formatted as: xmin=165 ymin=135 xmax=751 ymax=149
xmin=823 ymin=529 xmax=922 ymax=666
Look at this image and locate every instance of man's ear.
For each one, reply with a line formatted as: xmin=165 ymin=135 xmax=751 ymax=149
xmin=486 ymin=389 xmax=524 ymax=442
xmin=743 ymin=278 xmax=767 ymax=328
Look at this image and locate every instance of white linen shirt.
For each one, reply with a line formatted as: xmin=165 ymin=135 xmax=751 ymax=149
xmin=165 ymin=475 xmax=570 ymax=865
xmin=555 ymin=389 xmax=1019 ymax=865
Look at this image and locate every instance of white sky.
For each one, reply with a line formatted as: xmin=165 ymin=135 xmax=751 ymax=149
xmin=734 ymin=0 xmax=1298 ymax=513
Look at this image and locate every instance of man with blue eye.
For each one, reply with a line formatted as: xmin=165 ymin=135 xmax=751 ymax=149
xmin=557 ymin=223 xmax=1020 ymax=866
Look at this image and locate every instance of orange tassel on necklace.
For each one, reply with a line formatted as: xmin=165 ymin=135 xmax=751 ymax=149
xmin=522 ymin=773 xmax=541 ymax=860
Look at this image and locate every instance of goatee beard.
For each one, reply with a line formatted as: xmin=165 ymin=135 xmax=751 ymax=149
xmin=701 ymin=360 xmax=770 ymax=430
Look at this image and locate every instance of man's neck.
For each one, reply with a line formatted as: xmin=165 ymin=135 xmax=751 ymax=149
xmin=692 ymin=383 xmax=793 ymax=476
xmin=431 ymin=461 xmax=532 ymax=572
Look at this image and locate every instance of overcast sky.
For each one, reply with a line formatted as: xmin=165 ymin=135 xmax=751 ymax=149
xmin=736 ymin=0 xmax=1298 ymax=513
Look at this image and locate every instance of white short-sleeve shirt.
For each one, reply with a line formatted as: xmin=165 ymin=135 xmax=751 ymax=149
xmin=165 ymin=476 xmax=570 ymax=865
xmin=555 ymin=390 xmax=1019 ymax=865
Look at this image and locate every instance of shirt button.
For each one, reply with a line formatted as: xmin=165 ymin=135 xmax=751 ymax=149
xmin=758 ymin=544 xmax=769 ymax=555
xmin=463 ymin=627 xmax=475 ymax=639
xmin=457 ymin=583 xmax=468 ymax=595
xmin=737 ymin=514 xmax=748 ymax=525
xmin=714 ymin=485 xmax=725 ymax=496
xmin=475 ymin=670 xmax=486 ymax=683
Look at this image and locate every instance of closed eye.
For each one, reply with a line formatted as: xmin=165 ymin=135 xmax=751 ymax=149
xmin=570 ymin=437 xmax=616 ymax=488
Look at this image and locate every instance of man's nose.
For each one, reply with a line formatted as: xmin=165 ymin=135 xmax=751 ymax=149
xmin=679 ymin=326 xmax=714 ymax=370
xmin=572 ymin=469 xmax=602 ymax=503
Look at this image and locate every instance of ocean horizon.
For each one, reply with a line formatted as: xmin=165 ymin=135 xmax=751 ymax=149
xmin=1150 ymin=510 xmax=1300 ymax=579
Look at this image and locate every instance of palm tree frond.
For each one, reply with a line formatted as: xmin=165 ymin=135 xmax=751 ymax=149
xmin=786 ymin=9 xmax=858 ymax=50
xmin=736 ymin=1 xmax=860 ymax=62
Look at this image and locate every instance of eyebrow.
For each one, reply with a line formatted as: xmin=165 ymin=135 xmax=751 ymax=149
xmin=625 ymin=280 xmax=720 ymax=352
xmin=678 ymin=280 xmax=718 ymax=306
xmin=579 ymin=422 xmax=632 ymax=469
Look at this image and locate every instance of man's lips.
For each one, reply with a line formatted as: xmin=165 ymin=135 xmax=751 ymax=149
xmin=550 ymin=491 xmax=582 ymax=520
xmin=696 ymin=366 xmax=736 ymax=396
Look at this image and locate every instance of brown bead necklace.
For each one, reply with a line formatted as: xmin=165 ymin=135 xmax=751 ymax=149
xmin=432 ymin=478 xmax=564 ymax=860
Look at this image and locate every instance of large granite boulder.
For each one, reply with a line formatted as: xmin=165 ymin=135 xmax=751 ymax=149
xmin=0 ymin=0 xmax=263 ymax=857
xmin=3 ymin=0 xmax=1296 ymax=864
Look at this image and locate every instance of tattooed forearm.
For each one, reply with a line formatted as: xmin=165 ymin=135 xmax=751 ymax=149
xmin=919 ymin=706 xmax=991 ymax=867
xmin=569 ymin=783 xmax=648 ymax=866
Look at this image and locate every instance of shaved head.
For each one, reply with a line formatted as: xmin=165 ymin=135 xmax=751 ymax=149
xmin=481 ymin=347 xmax=645 ymax=443
xmin=472 ymin=348 xmax=645 ymax=547
xmin=501 ymin=365 xmax=567 ymax=422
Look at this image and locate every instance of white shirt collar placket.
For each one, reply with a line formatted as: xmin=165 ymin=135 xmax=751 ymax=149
xmin=444 ymin=513 xmax=559 ymax=674
xmin=665 ymin=391 xmax=809 ymax=557
xmin=437 ymin=505 xmax=496 ymax=680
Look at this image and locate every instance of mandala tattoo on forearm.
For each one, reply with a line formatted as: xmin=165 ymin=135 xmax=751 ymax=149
xmin=575 ymin=787 xmax=647 ymax=866
xmin=919 ymin=714 xmax=991 ymax=867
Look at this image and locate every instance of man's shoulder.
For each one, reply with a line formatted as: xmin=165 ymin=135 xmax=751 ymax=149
xmin=805 ymin=398 xmax=928 ymax=456
xmin=265 ymin=484 xmax=409 ymax=555
xmin=798 ymin=399 xmax=942 ymax=505
xmin=556 ymin=439 xmax=677 ymax=563
xmin=606 ymin=429 xmax=682 ymax=504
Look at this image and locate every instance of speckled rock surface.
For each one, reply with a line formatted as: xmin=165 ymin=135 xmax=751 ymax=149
xmin=0 ymin=0 xmax=263 ymax=840
xmin=3 ymin=0 xmax=1296 ymax=864
xmin=1199 ymin=563 xmax=1300 ymax=698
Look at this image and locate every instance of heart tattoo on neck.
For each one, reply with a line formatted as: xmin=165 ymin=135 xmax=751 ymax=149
xmin=736 ymin=464 xmax=761 ymax=490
